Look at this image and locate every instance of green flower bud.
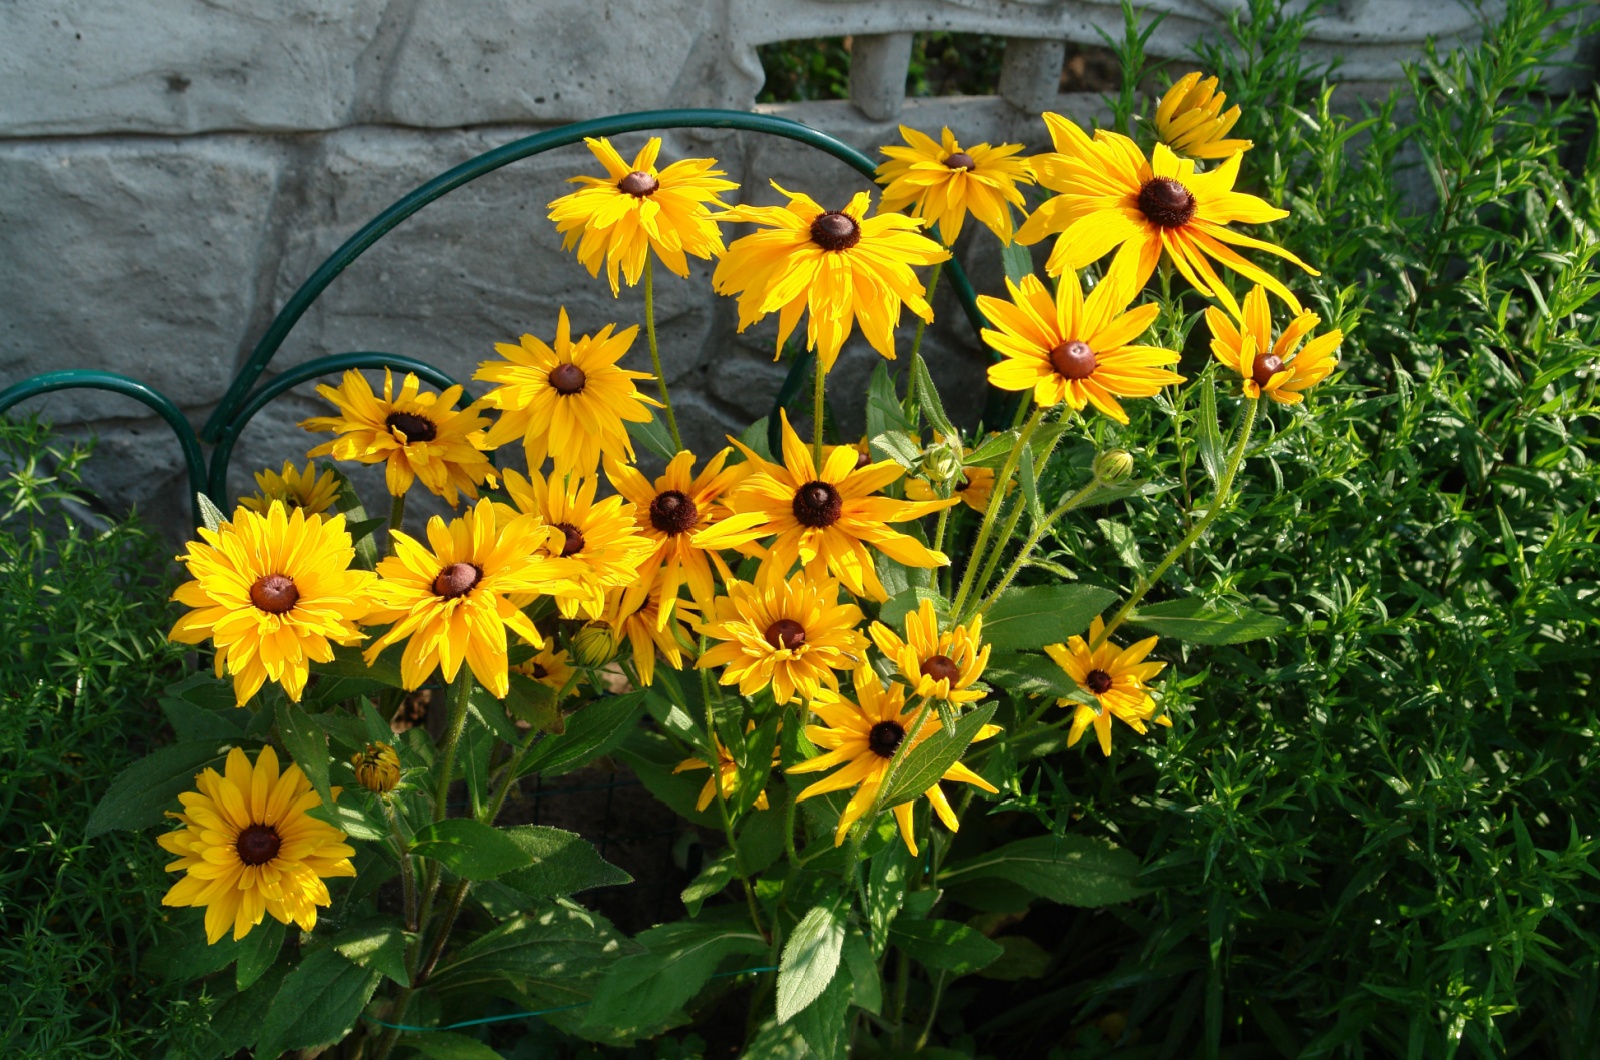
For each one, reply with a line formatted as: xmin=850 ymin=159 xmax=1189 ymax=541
xmin=351 ymin=741 xmax=401 ymax=796
xmin=921 ymin=439 xmax=964 ymax=485
xmin=571 ymin=622 xmax=619 ymax=668
xmin=1093 ymin=448 xmax=1135 ymax=485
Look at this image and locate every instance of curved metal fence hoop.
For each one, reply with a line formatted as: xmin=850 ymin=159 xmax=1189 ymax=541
xmin=202 ymin=107 xmax=988 ymax=443
xmin=0 ymin=371 xmax=209 ymax=525
xmin=205 ymin=352 xmax=464 ymax=501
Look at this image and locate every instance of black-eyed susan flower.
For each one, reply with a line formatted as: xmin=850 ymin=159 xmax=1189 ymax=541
xmin=675 ymin=725 xmax=775 ymax=812
xmin=351 ymin=741 xmax=401 ymax=796
xmin=693 ymin=412 xmax=956 ymax=603
xmin=301 ymin=369 xmax=497 ymax=507
xmin=788 ymin=665 xmax=999 ymax=855
xmin=1044 ymin=616 xmax=1169 ymax=756
xmin=712 ymin=183 xmax=949 ymax=371
xmin=498 ymin=468 xmax=654 ymax=621
xmin=604 ymin=447 xmax=748 ymax=620
xmin=1016 ymin=113 xmax=1316 ymax=314
xmin=169 ymin=502 xmax=372 ymax=706
xmin=981 ymin=272 xmax=1183 ymax=423
xmin=1207 ymin=284 xmax=1342 ymax=404
xmin=1153 ymin=72 xmax=1253 ymax=161
xmin=696 ymin=568 xmax=866 ymax=705
xmin=868 ymin=598 xmax=990 ymax=706
xmin=158 ymin=746 xmax=356 ymax=944
xmin=239 ymin=460 xmax=341 ymax=517
xmin=475 ymin=308 xmax=661 ymax=478
xmin=601 ymin=580 xmax=696 ymax=688
xmin=875 ymin=125 xmax=1033 ymax=245
xmin=362 ymin=499 xmax=583 ymax=698
xmin=513 ymin=644 xmax=577 ymax=701
xmin=549 ymin=136 xmax=738 ymax=296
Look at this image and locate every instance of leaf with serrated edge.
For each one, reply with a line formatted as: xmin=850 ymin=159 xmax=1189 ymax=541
xmin=940 ymin=834 xmax=1145 ymax=906
xmin=1128 ymin=597 xmax=1290 ymax=645
xmin=410 ymin=818 xmax=534 ymax=880
xmin=498 ymin=826 xmax=632 ymax=900
xmin=777 ymin=905 xmax=846 ymax=1024
xmin=87 ymin=740 xmax=241 ymax=836
xmin=982 ymin=584 xmax=1117 ymax=651
xmin=253 ymin=947 xmax=382 ymax=1058
xmin=879 ymin=702 xmax=997 ymax=810
xmin=889 ymin=918 xmax=1003 ymax=974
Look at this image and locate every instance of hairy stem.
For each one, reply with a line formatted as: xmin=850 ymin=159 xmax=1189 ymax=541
xmin=644 ymin=256 xmax=682 ymax=451
xmin=973 ymin=479 xmax=1103 ymax=620
xmin=951 ymin=408 xmax=1044 ymax=617
xmin=813 ymin=352 xmax=827 ymax=470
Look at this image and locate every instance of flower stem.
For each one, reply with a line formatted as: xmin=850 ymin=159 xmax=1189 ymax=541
xmin=813 ymin=352 xmax=827 ymax=470
xmin=1093 ymin=396 xmax=1261 ymax=649
xmin=382 ymin=799 xmax=418 ymax=932
xmin=951 ymin=408 xmax=1044 ymax=617
xmin=973 ymin=478 xmax=1103 ymax=620
xmin=906 ymin=260 xmax=945 ymax=368
xmin=388 ymin=491 xmax=406 ymax=542
xmin=960 ymin=415 xmax=1070 ymax=617
xmin=704 ymin=698 xmax=766 ymax=939
xmin=433 ymin=671 xmax=473 ymax=823
xmin=644 ymin=256 xmax=682 ymax=451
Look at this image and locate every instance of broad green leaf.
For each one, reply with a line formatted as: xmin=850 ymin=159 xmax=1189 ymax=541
xmin=739 ymin=416 xmax=774 ymax=462
xmin=627 ymin=414 xmax=677 ymax=461
xmin=254 ymin=947 xmax=383 ymax=1058
xmin=681 ymin=847 xmax=738 ymax=916
xmin=1128 ymin=597 xmax=1290 ymax=645
xmin=870 ymin=430 xmax=922 ymax=470
xmin=890 ymin=919 xmax=1003 ymax=975
xmin=197 ymin=491 xmax=227 ymax=532
xmin=333 ymin=915 xmax=412 ymax=987
xmin=584 ymin=914 xmax=768 ymax=1032
xmin=87 ymin=739 xmax=240 ymax=835
xmin=503 ymin=671 xmax=560 ymax=732
xmin=1097 ymin=518 xmax=1146 ymax=576
xmin=410 ymin=818 xmax=534 ymax=880
xmin=160 ymin=693 xmax=249 ymax=743
xmin=842 ymin=929 xmax=882 ymax=1015
xmin=234 ymin=916 xmax=284 ymax=992
xmin=777 ymin=904 xmax=846 ymax=1023
xmin=865 ymin=361 xmax=910 ymax=440
xmin=1000 ymin=241 xmax=1034 ymax=284
xmin=498 ymin=826 xmax=632 ymax=900
xmin=910 ymin=354 xmax=956 ymax=440
xmin=745 ymin=1015 xmax=810 ymax=1059
xmin=868 ymin=839 xmax=910 ymax=955
xmin=976 ymin=935 xmax=1054 ymax=981
xmin=940 ymin=834 xmax=1145 ymax=906
xmin=879 ymin=702 xmax=997 ymax=809
xmin=308 ymin=794 xmax=386 ymax=842
xmin=520 ymin=690 xmax=646 ymax=777
xmin=981 ymin=584 xmax=1117 ymax=651
xmin=986 ymin=652 xmax=1088 ymax=701
xmin=1197 ymin=373 xmax=1225 ymax=488
xmin=405 ymin=1032 xmax=506 ymax=1059
xmin=795 ymin=952 xmax=852 ymax=1058
xmin=317 ymin=642 xmax=405 ymax=689
xmin=206 ymin=964 xmax=286 ymax=1055
xmin=963 ymin=429 xmax=1021 ymax=469
xmin=276 ymin=699 xmax=333 ymax=808
xmin=428 ymin=902 xmax=634 ymax=996
xmin=469 ymin=684 xmax=523 ymax=745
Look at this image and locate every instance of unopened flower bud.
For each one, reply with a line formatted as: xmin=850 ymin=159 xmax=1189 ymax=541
xmin=351 ymin=742 xmax=401 ymax=796
xmin=921 ymin=440 xmax=964 ymax=485
xmin=1093 ymin=449 xmax=1135 ymax=486
xmin=571 ymin=622 xmax=619 ymax=668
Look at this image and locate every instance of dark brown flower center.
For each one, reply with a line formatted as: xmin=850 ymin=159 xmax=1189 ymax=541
xmin=792 ymin=481 xmax=843 ymax=528
xmin=548 ymin=363 xmax=586 ymax=395
xmin=764 ymin=618 xmax=807 ymax=651
xmin=235 ymin=823 xmax=281 ymax=866
xmin=530 ymin=662 xmax=549 ymax=679
xmin=553 ymin=522 xmax=586 ymax=556
xmin=385 ymin=411 xmax=437 ymax=443
xmin=1252 ymin=353 xmax=1286 ymax=388
xmin=954 ymin=473 xmax=973 ymax=492
xmin=432 ymin=562 xmax=482 ymax=599
xmin=944 ymin=151 xmax=977 ymax=170
xmin=617 ymin=170 xmax=659 ymax=197
xmin=1049 ymin=340 xmax=1098 ymax=380
xmin=810 ymin=211 xmax=861 ymax=252
xmin=1137 ymin=177 xmax=1197 ymax=228
xmin=923 ymin=654 xmax=961 ymax=684
xmin=1086 ymin=668 xmax=1114 ymax=694
xmin=649 ymin=490 xmax=699 ymax=535
xmin=249 ymin=573 xmax=299 ymax=614
xmin=868 ymin=720 xmax=906 ymax=758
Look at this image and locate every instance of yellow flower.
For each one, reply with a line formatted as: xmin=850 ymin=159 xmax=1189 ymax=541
xmin=512 ymin=644 xmax=577 ymax=701
xmin=875 ymin=125 xmax=1033 ymax=245
xmin=363 ymin=499 xmax=582 ymax=698
xmin=981 ymin=272 xmax=1183 ymax=424
xmin=499 ymin=468 xmax=654 ymax=621
xmin=696 ymin=568 xmax=867 ymax=706
xmin=693 ymin=411 xmax=956 ymax=602
xmin=169 ymin=502 xmax=372 ymax=706
xmin=474 ymin=308 xmax=661 ymax=478
xmin=300 ymin=369 xmax=497 ymax=506
xmin=351 ymin=742 xmax=401 ymax=796
xmin=1015 ymin=113 xmax=1316 ymax=315
xmin=712 ymin=182 xmax=950 ymax=371
xmin=869 ymin=598 xmax=990 ymax=706
xmin=158 ymin=746 xmax=356 ymax=944
xmin=1044 ymin=616 xmax=1169 ymax=756
xmin=549 ymin=136 xmax=738 ymax=295
xmin=1154 ymin=72 xmax=1253 ymax=161
xmin=239 ymin=460 xmax=341 ymax=517
xmin=674 ymin=724 xmax=776 ymax=813
xmin=788 ymin=665 xmax=999 ymax=855
xmin=601 ymin=579 xmax=697 ymax=688
xmin=1207 ymin=284 xmax=1342 ymax=404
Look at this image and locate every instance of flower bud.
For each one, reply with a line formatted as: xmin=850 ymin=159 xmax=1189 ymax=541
xmin=571 ymin=622 xmax=619 ymax=668
xmin=1093 ymin=448 xmax=1135 ymax=486
xmin=351 ymin=741 xmax=401 ymax=796
xmin=921 ymin=439 xmax=964 ymax=485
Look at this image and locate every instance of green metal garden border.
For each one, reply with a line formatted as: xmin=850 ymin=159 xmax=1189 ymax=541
xmin=0 ymin=108 xmax=988 ymax=527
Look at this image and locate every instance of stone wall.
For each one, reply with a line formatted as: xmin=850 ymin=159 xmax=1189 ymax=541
xmin=0 ymin=0 xmax=1592 ymax=541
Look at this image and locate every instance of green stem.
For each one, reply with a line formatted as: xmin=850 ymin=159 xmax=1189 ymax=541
xmin=382 ymin=799 xmax=418 ymax=933
xmin=388 ymin=491 xmax=406 ymax=543
xmin=432 ymin=671 xmax=473 ymax=824
xmin=916 ymin=972 xmax=949 ymax=1050
xmin=906 ymin=260 xmax=945 ymax=368
xmin=972 ymin=479 xmax=1102 ymax=621
xmin=644 ymin=256 xmax=682 ymax=451
xmin=961 ymin=419 xmax=1069 ymax=618
xmin=812 ymin=352 xmax=827 ymax=470
xmin=704 ymin=698 xmax=767 ymax=939
xmin=951 ymin=408 xmax=1044 ymax=617
xmin=1094 ymin=396 xmax=1261 ymax=649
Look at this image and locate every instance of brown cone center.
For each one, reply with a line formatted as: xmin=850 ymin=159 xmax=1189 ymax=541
xmin=1138 ymin=177 xmax=1197 ymax=228
xmin=249 ymin=573 xmax=299 ymax=614
xmin=649 ymin=490 xmax=699 ymax=535
xmin=1086 ymin=668 xmax=1114 ymax=694
xmin=548 ymin=363 xmax=586 ymax=395
xmin=944 ymin=151 xmax=977 ymax=170
xmin=791 ymin=481 xmax=843 ymax=528
xmin=385 ymin=411 xmax=437 ymax=443
xmin=810 ymin=211 xmax=861 ymax=251
xmin=433 ymin=562 xmax=482 ymax=599
xmin=923 ymin=654 xmax=961 ymax=684
xmin=530 ymin=662 xmax=549 ymax=679
xmin=617 ymin=170 xmax=659 ymax=197
xmin=554 ymin=522 xmax=586 ymax=556
xmin=1252 ymin=353 xmax=1286 ymax=388
xmin=764 ymin=618 xmax=807 ymax=651
xmin=235 ymin=823 xmax=281 ymax=866
xmin=868 ymin=720 xmax=906 ymax=758
xmin=1049 ymin=340 xmax=1098 ymax=380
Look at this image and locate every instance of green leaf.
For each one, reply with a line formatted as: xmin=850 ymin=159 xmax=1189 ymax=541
xmin=197 ymin=491 xmax=226 ymax=532
xmin=910 ymin=354 xmax=955 ymax=440
xmin=841 ymin=929 xmax=882 ymax=1015
xmin=333 ymin=915 xmax=412 ymax=987
xmin=235 ymin=916 xmax=284 ymax=992
xmin=1196 ymin=374 xmax=1225 ymax=488
xmin=879 ymin=587 xmax=947 ymax=630
xmin=865 ymin=361 xmax=910 ymax=440
xmin=879 ymin=702 xmax=997 ymax=810
xmin=317 ymin=642 xmax=405 ymax=689
xmin=794 ymin=951 xmax=852 ymax=1059
xmin=87 ymin=739 xmax=239 ymax=835
xmin=160 ymin=694 xmax=249 ymax=743
xmin=889 ymin=919 xmax=1003 ymax=975
xmin=981 ymin=584 xmax=1117 ymax=651
xmin=987 ymin=652 xmax=1090 ymax=702
xmin=521 ymin=691 xmax=646 ymax=777
xmin=869 ymin=430 xmax=922 ymax=470
xmin=1000 ymin=241 xmax=1033 ymax=285
xmin=627 ymin=413 xmax=678 ymax=461
xmin=404 ymin=1032 xmax=506 ymax=1060
xmin=427 ymin=902 xmax=634 ymax=997
xmin=499 ymin=826 xmax=632 ymax=900
xmin=1097 ymin=518 xmax=1146 ymax=576
xmin=410 ymin=818 xmax=535 ymax=880
xmin=739 ymin=416 xmax=774 ymax=462
xmin=777 ymin=904 xmax=846 ymax=1023
xmin=1019 ymin=443 xmax=1042 ymax=527
xmin=976 ymin=935 xmax=1054 ymax=981
xmin=964 ymin=429 xmax=1021 ymax=469
xmin=254 ymin=946 xmax=383 ymax=1057
xmin=276 ymin=698 xmax=333 ymax=808
xmin=308 ymin=794 xmax=387 ymax=842
xmin=584 ymin=914 xmax=768 ymax=1033
xmin=207 ymin=964 xmax=286 ymax=1054
xmin=868 ymin=835 xmax=910 ymax=956
xmin=681 ymin=847 xmax=738 ymax=916
xmin=940 ymin=834 xmax=1145 ymax=906
xmin=503 ymin=671 xmax=560 ymax=732
xmin=1128 ymin=597 xmax=1290 ymax=645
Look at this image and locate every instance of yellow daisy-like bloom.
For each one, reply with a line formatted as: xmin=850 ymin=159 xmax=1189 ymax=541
xmin=300 ymin=369 xmax=497 ymax=506
xmin=981 ymin=272 xmax=1183 ymax=424
xmin=601 ymin=579 xmax=697 ymax=688
xmin=351 ymin=742 xmax=401 ymax=796
xmin=604 ymin=447 xmax=748 ymax=622
xmin=239 ymin=460 xmax=341 ymax=517
xmin=169 ymin=503 xmax=372 ymax=706
xmin=158 ymin=746 xmax=356 ymax=944
xmin=694 ymin=412 xmax=956 ymax=602
xmin=1207 ymin=284 xmax=1342 ymax=404
xmin=696 ymin=568 xmax=867 ymax=705
xmin=548 ymin=136 xmax=739 ymax=296
xmin=675 ymin=725 xmax=775 ymax=813
xmin=499 ymin=468 xmax=654 ymax=621
xmin=1015 ymin=113 xmax=1316 ymax=315
xmin=362 ymin=499 xmax=581 ymax=698
xmin=712 ymin=182 xmax=950 ymax=371
xmin=513 ymin=644 xmax=577 ymax=701
xmin=875 ymin=125 xmax=1033 ymax=245
xmin=1044 ymin=616 xmax=1170 ymax=756
xmin=868 ymin=598 xmax=991 ymax=706
xmin=1153 ymin=72 xmax=1253 ymax=161
xmin=474 ymin=308 xmax=661 ymax=478
xmin=788 ymin=665 xmax=999 ymax=856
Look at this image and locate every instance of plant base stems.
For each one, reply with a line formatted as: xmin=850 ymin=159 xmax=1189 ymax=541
xmin=644 ymin=257 xmax=682 ymax=451
xmin=951 ymin=408 xmax=1044 ymax=617
xmin=906 ymin=260 xmax=945 ymax=371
